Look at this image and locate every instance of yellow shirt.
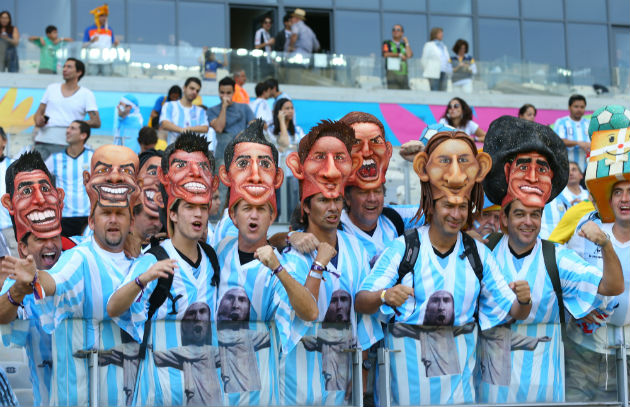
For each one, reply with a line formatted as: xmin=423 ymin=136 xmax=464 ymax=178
xmin=548 ymin=200 xmax=595 ymax=244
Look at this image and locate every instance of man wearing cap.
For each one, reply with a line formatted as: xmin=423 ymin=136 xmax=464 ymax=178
xmin=563 ymin=105 xmax=630 ymax=402
xmin=115 ymin=94 xmax=144 ymax=154
xmin=477 ymin=116 xmax=623 ymax=403
xmin=356 ymin=130 xmax=531 ymax=405
xmin=288 ymin=8 xmax=320 ymax=57
xmin=1 ymin=145 xmax=141 ymax=406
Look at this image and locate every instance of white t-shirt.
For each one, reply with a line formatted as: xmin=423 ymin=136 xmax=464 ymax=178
xmin=438 ymin=118 xmax=479 ymax=137
xmin=36 ymin=83 xmax=98 ymax=144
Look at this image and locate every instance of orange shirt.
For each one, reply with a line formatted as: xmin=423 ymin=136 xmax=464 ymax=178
xmin=233 ymin=84 xmax=250 ymax=104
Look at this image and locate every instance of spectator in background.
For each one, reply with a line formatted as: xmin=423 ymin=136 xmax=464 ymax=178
xmin=159 ymin=77 xmax=209 ymax=145
xmin=267 ymin=78 xmax=290 ymax=102
xmin=382 ymin=24 xmax=412 ymax=90
xmin=33 ymin=58 xmax=100 ymax=160
xmin=250 ymin=82 xmax=273 ymax=128
xmin=45 ymin=120 xmax=93 ymax=237
xmin=553 ymin=94 xmax=590 ymax=171
xmin=288 ymin=8 xmax=320 ymax=56
xmin=0 ymin=11 xmax=19 ymax=73
xmin=82 ymin=4 xmax=119 ymax=76
xmin=274 ymin=13 xmax=292 ymax=52
xmin=29 ymin=25 xmax=73 ymax=74
xmin=439 ymin=97 xmax=486 ymax=141
xmin=150 ymin=85 xmax=181 ymax=128
xmin=201 ymin=47 xmax=225 ymax=81
xmin=0 ymin=127 xmax=15 ymax=256
xmin=114 ymin=94 xmax=143 ymax=154
xmin=451 ymin=39 xmax=476 ymax=94
xmin=233 ymin=70 xmax=250 ymax=104
xmin=137 ymin=127 xmax=158 ymax=153
xmin=421 ymin=27 xmax=451 ymax=91
xmin=518 ymin=103 xmax=537 ymax=121
xmin=208 ymin=76 xmax=255 ymax=165
xmin=254 ymin=16 xmax=275 ymax=53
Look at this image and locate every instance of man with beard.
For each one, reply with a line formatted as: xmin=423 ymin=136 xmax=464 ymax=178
xmin=107 ymin=132 xmax=221 ymax=406
xmin=1 ymin=145 xmax=141 ymax=406
xmin=0 ymin=151 xmax=65 ymax=406
xmin=131 ymin=149 xmax=164 ymax=245
xmin=215 ymin=119 xmax=317 ymax=404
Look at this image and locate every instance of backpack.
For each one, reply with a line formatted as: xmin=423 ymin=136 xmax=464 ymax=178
xmin=486 ymin=232 xmax=564 ymax=324
xmin=381 ymin=207 xmax=405 ymax=237
xmin=138 ymin=240 xmax=220 ymax=358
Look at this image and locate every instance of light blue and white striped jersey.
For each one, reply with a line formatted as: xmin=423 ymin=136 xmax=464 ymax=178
xmin=566 ymin=215 xmax=630 ymax=354
xmin=360 ymin=226 xmax=516 ymax=405
xmin=0 ymin=367 xmax=18 ymax=407
xmin=33 ymin=237 xmax=134 ymax=406
xmin=160 ymin=101 xmax=209 ymax=145
xmin=277 ymin=230 xmax=382 ymax=405
xmin=209 ymin=208 xmax=239 ymax=248
xmin=477 ymin=235 xmax=604 ymax=403
xmin=45 ymin=148 xmax=93 ymax=218
xmin=0 ymin=156 xmax=15 ymax=230
xmin=0 ymin=283 xmax=51 ymax=406
xmin=540 ymin=186 xmax=589 ymax=239
xmin=553 ymin=116 xmax=590 ymax=171
xmin=340 ymin=205 xmax=421 ymax=265
xmin=112 ymin=239 xmax=220 ymax=406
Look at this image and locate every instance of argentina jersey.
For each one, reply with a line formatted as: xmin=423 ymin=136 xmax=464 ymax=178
xmin=360 ymin=226 xmax=516 ymax=405
xmin=45 ymin=149 xmax=93 ymax=218
xmin=553 ymin=116 xmax=590 ymax=170
xmin=32 ymin=238 xmax=134 ymax=406
xmin=478 ymin=236 xmax=603 ymax=403
xmin=541 ymin=187 xmax=589 ymax=239
xmin=160 ymin=101 xmax=209 ymax=145
xmin=112 ymin=239 xmax=219 ymax=406
xmin=210 ymin=209 xmax=238 ymax=248
xmin=278 ymin=230 xmax=381 ymax=405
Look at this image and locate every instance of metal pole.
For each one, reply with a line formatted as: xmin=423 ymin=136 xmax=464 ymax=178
xmin=617 ymin=326 xmax=629 ymax=407
xmin=352 ymin=348 xmax=363 ymax=407
xmin=90 ymin=350 xmax=99 ymax=407
xmin=377 ymin=347 xmax=391 ymax=407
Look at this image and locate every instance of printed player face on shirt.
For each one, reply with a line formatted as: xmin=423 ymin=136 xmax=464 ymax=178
xmin=324 ymin=290 xmax=352 ymax=323
xmin=217 ymin=287 xmax=251 ymax=322
xmin=181 ymin=302 xmax=212 ymax=346
xmin=159 ymin=150 xmax=218 ymax=210
xmin=423 ymin=290 xmax=454 ymax=326
xmin=503 ymin=152 xmax=553 ymax=208
xmin=83 ymin=145 xmax=140 ymax=214
xmin=219 ymin=142 xmax=284 ymax=217
xmin=349 ymin=122 xmax=392 ymax=189
xmin=2 ymin=170 xmax=64 ymax=242
xmin=138 ymin=155 xmax=162 ymax=218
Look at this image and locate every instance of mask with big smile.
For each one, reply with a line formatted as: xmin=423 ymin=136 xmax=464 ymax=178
xmin=159 ymin=150 xmax=214 ymax=211
xmin=137 ymin=156 xmax=162 ymax=217
xmin=349 ymin=122 xmax=393 ymax=190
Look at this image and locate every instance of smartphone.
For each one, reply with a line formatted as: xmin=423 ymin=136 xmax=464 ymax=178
xmin=44 ymin=115 xmax=50 ymax=123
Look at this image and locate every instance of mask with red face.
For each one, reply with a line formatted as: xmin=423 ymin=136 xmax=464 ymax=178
xmin=348 ymin=122 xmax=393 ymax=190
xmin=137 ymin=155 xmax=162 ymax=218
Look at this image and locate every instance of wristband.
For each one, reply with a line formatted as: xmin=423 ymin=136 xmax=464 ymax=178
xmin=517 ymin=297 xmax=532 ymax=306
xmin=311 ymin=263 xmax=326 ymax=273
xmin=380 ymin=289 xmax=387 ymax=304
xmin=272 ymin=265 xmax=284 ymax=277
xmin=309 ymin=270 xmax=324 ymax=280
xmin=596 ymin=233 xmax=611 ymax=248
xmin=6 ymin=290 xmax=23 ymax=308
xmin=30 ymin=271 xmax=44 ymax=300
xmin=134 ymin=277 xmax=145 ymax=302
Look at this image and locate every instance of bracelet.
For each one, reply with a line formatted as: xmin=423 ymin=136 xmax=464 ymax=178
xmin=30 ymin=271 xmax=43 ymax=300
xmin=271 ymin=265 xmax=284 ymax=277
xmin=517 ymin=298 xmax=532 ymax=306
xmin=309 ymin=270 xmax=323 ymax=280
xmin=134 ymin=277 xmax=145 ymax=302
xmin=596 ymin=233 xmax=611 ymax=248
xmin=380 ymin=289 xmax=387 ymax=304
xmin=311 ymin=262 xmax=326 ymax=272
xmin=6 ymin=289 xmax=23 ymax=308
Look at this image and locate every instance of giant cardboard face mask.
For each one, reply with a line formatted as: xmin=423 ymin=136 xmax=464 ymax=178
xmin=83 ymin=145 xmax=140 ymax=217
xmin=414 ymin=136 xmax=491 ymax=205
xmin=503 ymin=152 xmax=553 ymax=208
xmin=219 ymin=142 xmax=283 ymax=218
xmin=286 ymin=136 xmax=361 ymax=204
xmin=1 ymin=170 xmax=65 ymax=242
xmin=138 ymin=156 xmax=162 ymax=218
xmin=349 ymin=122 xmax=392 ymax=189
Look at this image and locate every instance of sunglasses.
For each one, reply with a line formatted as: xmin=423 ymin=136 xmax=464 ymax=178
xmin=392 ymin=28 xmax=402 ymax=32
xmin=448 ymin=103 xmax=461 ymax=109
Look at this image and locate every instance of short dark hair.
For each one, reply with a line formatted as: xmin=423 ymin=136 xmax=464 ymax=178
xmin=255 ymin=81 xmax=270 ymax=97
xmin=297 ymin=120 xmax=355 ymax=164
xmin=452 ymin=39 xmax=468 ymax=54
xmin=265 ymin=78 xmax=279 ymax=92
xmin=568 ymin=94 xmax=586 ymax=107
xmin=66 ymin=58 xmax=85 ymax=80
xmin=518 ymin=104 xmax=537 ymax=117
xmin=45 ymin=25 xmax=57 ymax=34
xmin=72 ymin=120 xmax=90 ymax=142
xmin=219 ymin=76 xmax=235 ymax=90
xmin=339 ymin=111 xmax=385 ymax=140
xmin=6 ymin=151 xmax=55 ymax=200
xmin=137 ymin=127 xmax=158 ymax=146
xmin=224 ymin=119 xmax=279 ymax=169
xmin=184 ymin=77 xmax=202 ymax=88
xmin=138 ymin=149 xmax=163 ymax=171
xmin=283 ymin=13 xmax=291 ymax=23
xmin=0 ymin=126 xmax=6 ymax=141
xmin=167 ymin=85 xmax=182 ymax=99
xmin=162 ymin=131 xmax=215 ymax=175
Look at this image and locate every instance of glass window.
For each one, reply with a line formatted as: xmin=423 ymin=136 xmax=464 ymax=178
xmin=128 ymin=0 xmax=175 ymax=45
xmin=429 ymin=16 xmax=473 ymax=55
xmin=477 ymin=0 xmax=518 ymax=17
xmin=478 ymin=18 xmax=521 ymax=61
xmin=334 ymin=10 xmax=380 ymax=55
xmin=566 ymin=0 xmax=606 ymax=21
xmin=523 ymin=21 xmax=565 ymax=66
xmin=429 ymin=0 xmax=471 ymax=14
xmin=382 ymin=13 xmax=426 ymax=59
xmin=285 ymin=0 xmax=332 ymax=8
xmin=612 ymin=26 xmax=630 ymax=67
xmin=610 ymin=0 xmax=630 ymax=24
xmin=336 ymin=0 xmax=378 ymax=9
xmin=16 ymin=0 xmax=71 ymax=38
xmin=75 ymin=0 xmax=124 ymax=40
xmin=522 ymin=0 xmax=563 ymax=19
xmin=567 ymin=23 xmax=610 ymax=85
xmin=178 ymin=2 xmax=225 ymax=47
xmin=383 ymin=0 xmax=426 ymax=12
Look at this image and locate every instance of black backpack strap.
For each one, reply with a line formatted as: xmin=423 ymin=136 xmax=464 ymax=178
xmin=199 ymin=241 xmax=220 ymax=287
xmin=542 ymin=239 xmax=564 ymax=324
xmin=397 ymin=229 xmax=420 ymax=285
xmin=382 ymin=207 xmax=405 ymax=237
xmin=485 ymin=232 xmax=503 ymax=251
xmin=461 ymin=233 xmax=484 ymax=283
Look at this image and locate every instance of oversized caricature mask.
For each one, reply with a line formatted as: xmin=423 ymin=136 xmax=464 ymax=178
xmin=83 ymin=145 xmax=140 ymax=218
xmin=137 ymin=152 xmax=162 ymax=218
xmin=286 ymin=120 xmax=361 ymax=206
xmin=1 ymin=152 xmax=65 ymax=242
xmin=585 ymin=105 xmax=630 ymax=222
xmin=219 ymin=120 xmax=284 ymax=218
xmin=413 ymin=131 xmax=491 ymax=206
xmin=339 ymin=112 xmax=393 ymax=190
xmin=483 ymin=116 xmax=568 ymax=209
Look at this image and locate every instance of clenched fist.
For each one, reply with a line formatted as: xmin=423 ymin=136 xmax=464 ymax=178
xmin=509 ymin=280 xmax=531 ymax=305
